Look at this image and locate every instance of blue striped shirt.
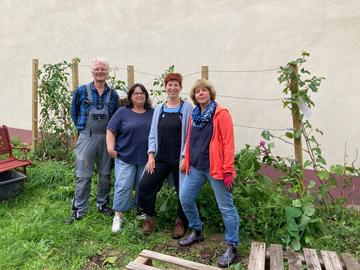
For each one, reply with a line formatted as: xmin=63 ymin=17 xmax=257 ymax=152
xmin=71 ymin=82 xmax=119 ymax=131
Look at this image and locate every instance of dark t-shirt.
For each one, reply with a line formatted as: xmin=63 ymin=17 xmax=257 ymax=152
xmin=190 ymin=121 xmax=213 ymax=170
xmin=107 ymin=106 xmax=154 ymax=165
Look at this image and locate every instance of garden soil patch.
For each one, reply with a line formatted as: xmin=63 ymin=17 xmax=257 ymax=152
xmin=84 ymin=233 xmax=247 ymax=269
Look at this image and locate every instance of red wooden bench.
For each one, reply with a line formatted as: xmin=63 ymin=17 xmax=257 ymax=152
xmin=0 ymin=125 xmax=31 ymax=174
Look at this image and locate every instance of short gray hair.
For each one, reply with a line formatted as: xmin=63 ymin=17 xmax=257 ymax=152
xmin=91 ymin=58 xmax=110 ymax=70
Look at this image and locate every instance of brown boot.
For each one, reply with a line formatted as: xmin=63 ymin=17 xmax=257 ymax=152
xmin=142 ymin=216 xmax=156 ymax=235
xmin=172 ymin=218 xmax=185 ymax=239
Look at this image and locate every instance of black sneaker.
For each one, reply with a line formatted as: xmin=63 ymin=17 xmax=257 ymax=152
xmin=65 ymin=211 xmax=83 ymax=225
xmin=218 ymin=243 xmax=238 ymax=268
xmin=98 ymin=206 xmax=113 ymax=217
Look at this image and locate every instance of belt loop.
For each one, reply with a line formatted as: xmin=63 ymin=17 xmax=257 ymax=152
xmin=89 ymin=130 xmax=92 ymax=137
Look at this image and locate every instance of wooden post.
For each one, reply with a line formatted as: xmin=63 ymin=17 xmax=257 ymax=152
xmin=127 ymin=65 xmax=134 ymax=87
xmin=32 ymin=59 xmax=39 ymax=150
xmin=290 ymin=64 xmax=303 ymax=168
xmin=71 ymin=58 xmax=79 ymax=90
xmin=201 ymin=66 xmax=209 ymax=80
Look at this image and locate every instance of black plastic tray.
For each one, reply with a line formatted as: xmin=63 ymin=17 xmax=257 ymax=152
xmin=0 ymin=170 xmax=26 ymax=201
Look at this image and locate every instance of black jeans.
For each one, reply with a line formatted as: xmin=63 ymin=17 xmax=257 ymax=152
xmin=138 ymin=160 xmax=188 ymax=228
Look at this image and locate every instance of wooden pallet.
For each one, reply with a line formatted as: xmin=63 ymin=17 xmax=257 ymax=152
xmin=125 ymin=249 xmax=221 ymax=270
xmin=247 ymin=242 xmax=359 ymax=270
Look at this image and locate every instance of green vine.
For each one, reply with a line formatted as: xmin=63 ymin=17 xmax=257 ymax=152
xmin=259 ymin=51 xmax=359 ymax=251
xmin=150 ymin=65 xmax=175 ymax=104
xmin=36 ymin=61 xmax=74 ymax=159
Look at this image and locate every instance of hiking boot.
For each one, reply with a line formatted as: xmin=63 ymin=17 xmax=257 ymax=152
xmin=98 ymin=205 xmax=114 ymax=217
xmin=178 ymin=230 xmax=204 ymax=246
xmin=111 ymin=216 xmax=122 ymax=233
xmin=173 ymin=218 xmax=186 ymax=239
xmin=65 ymin=211 xmax=83 ymax=225
xmin=142 ymin=216 xmax=156 ymax=235
xmin=218 ymin=243 xmax=238 ymax=268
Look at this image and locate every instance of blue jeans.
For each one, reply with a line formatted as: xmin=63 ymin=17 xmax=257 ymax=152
xmin=113 ymin=158 xmax=144 ymax=212
xmin=180 ymin=166 xmax=240 ymax=245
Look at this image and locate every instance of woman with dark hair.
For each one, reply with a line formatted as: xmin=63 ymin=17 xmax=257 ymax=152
xmin=106 ymin=83 xmax=154 ymax=233
xmin=179 ymin=79 xmax=240 ymax=268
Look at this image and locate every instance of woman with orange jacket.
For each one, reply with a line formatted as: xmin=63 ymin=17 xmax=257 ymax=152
xmin=178 ymin=79 xmax=239 ymax=268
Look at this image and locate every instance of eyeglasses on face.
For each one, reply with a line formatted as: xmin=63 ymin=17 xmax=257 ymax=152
xmin=132 ymin=92 xmax=146 ymax=96
xmin=92 ymin=68 xmax=108 ymax=72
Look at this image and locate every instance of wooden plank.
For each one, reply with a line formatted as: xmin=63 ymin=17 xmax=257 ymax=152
xmin=32 ymin=59 xmax=39 ymax=150
xmin=321 ymin=250 xmax=343 ymax=270
xmin=287 ymin=248 xmax=302 ymax=270
xmin=341 ymin=253 xmax=360 ymax=270
xmin=133 ymin=255 xmax=151 ymax=266
xmin=127 ymin=65 xmax=134 ymax=87
xmin=201 ymin=66 xmax=209 ymax=80
xmin=139 ymin=250 xmax=221 ymax=270
xmin=125 ymin=261 xmax=162 ymax=270
xmin=281 ymin=251 xmax=325 ymax=266
xmin=247 ymin=242 xmax=266 ymax=270
xmin=269 ymin=244 xmax=284 ymax=270
xmin=303 ymin=248 xmax=322 ymax=270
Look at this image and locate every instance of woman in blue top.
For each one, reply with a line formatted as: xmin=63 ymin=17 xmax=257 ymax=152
xmin=138 ymin=72 xmax=192 ymax=238
xmin=106 ymin=83 xmax=154 ymax=233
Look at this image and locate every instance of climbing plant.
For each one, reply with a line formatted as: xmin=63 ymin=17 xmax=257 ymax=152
xmin=36 ymin=61 xmax=74 ymax=159
xmin=258 ymin=51 xmax=359 ymax=250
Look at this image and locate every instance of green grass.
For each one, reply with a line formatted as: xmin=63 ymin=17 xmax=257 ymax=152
xmin=1 ymin=159 xmax=359 ymax=269
xmin=0 ymin=162 xmax=169 ymax=270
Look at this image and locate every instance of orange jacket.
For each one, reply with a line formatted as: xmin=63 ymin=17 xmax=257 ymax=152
xmin=184 ymin=104 xmax=236 ymax=180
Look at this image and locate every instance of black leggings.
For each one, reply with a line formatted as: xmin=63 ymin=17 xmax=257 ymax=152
xmin=138 ymin=160 xmax=188 ymax=227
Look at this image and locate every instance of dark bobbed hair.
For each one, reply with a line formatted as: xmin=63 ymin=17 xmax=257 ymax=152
xmin=126 ymin=83 xmax=152 ymax=110
xmin=164 ymin=72 xmax=183 ymax=87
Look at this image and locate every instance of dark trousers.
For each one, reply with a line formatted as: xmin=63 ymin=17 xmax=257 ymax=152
xmin=138 ymin=160 xmax=188 ymax=228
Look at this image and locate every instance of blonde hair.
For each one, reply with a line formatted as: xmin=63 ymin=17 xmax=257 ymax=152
xmin=190 ymin=79 xmax=216 ymax=106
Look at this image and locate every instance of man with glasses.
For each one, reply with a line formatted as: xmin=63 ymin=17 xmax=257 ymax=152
xmin=66 ymin=58 xmax=119 ymax=224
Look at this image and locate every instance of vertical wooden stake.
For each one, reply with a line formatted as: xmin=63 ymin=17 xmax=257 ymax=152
xmin=201 ymin=66 xmax=209 ymax=80
xmin=127 ymin=65 xmax=134 ymax=87
xmin=32 ymin=59 xmax=39 ymax=150
xmin=290 ymin=64 xmax=303 ymax=169
xmin=71 ymin=58 xmax=79 ymax=90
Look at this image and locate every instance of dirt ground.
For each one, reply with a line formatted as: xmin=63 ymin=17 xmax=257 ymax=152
xmin=84 ymin=233 xmax=248 ymax=269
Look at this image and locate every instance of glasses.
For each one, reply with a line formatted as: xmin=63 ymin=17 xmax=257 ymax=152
xmin=92 ymin=68 xmax=108 ymax=72
xmin=132 ymin=92 xmax=146 ymax=96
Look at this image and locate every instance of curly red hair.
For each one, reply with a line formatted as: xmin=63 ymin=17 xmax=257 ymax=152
xmin=164 ymin=72 xmax=182 ymax=87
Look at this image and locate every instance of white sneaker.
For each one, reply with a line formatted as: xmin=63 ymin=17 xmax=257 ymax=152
xmin=111 ymin=216 xmax=122 ymax=233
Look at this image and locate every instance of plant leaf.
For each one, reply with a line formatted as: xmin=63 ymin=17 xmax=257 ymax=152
xmin=290 ymin=239 xmax=301 ymax=251
xmin=103 ymin=256 xmax=117 ymax=265
xmin=285 ymin=207 xmax=302 ymax=218
xmin=292 ymin=199 xmax=302 ymax=208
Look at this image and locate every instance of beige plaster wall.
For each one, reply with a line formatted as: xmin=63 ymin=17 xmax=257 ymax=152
xmin=0 ymin=0 xmax=359 ymax=167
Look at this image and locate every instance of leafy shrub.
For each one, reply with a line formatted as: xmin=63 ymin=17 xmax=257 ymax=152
xmin=33 ymin=133 xmax=75 ymax=161
xmin=155 ymin=185 xmax=178 ymax=228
